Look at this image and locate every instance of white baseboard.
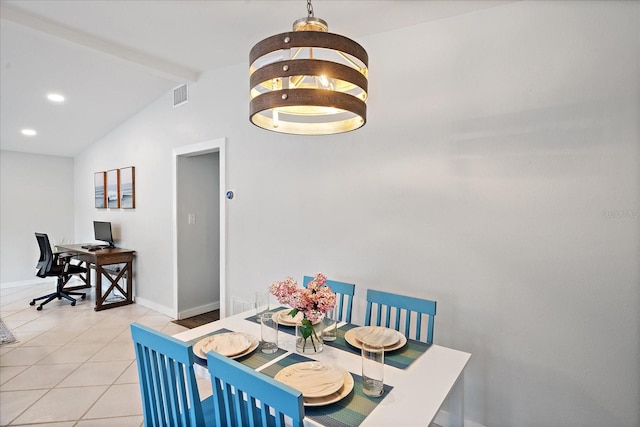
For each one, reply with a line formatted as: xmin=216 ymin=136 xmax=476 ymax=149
xmin=104 ymin=297 xmax=219 ymax=321
xmin=134 ymin=296 xmax=175 ymax=318
xmin=0 ymin=278 xmax=55 ymax=289
xmin=434 ymin=410 xmax=486 ymax=427
xmin=178 ymin=301 xmax=220 ymax=320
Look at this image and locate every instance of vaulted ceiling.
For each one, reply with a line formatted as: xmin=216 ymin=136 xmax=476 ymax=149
xmin=0 ymin=0 xmax=509 ymax=157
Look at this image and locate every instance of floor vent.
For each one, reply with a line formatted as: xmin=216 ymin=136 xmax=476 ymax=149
xmin=173 ymin=84 xmax=188 ymax=107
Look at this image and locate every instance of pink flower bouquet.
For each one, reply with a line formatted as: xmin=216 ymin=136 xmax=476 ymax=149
xmin=269 ymin=273 xmax=336 ymax=351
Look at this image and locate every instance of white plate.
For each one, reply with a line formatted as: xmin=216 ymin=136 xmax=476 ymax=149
xmin=354 ymin=326 xmax=401 ymax=347
xmin=275 ymin=361 xmax=344 ymax=398
xmin=276 ymin=309 xmax=304 ymax=326
xmin=303 ymin=368 xmax=354 ymax=407
xmin=197 ymin=332 xmax=251 ymax=356
xmin=344 ymin=327 xmax=407 ymax=352
xmin=275 ymin=309 xmax=320 ymax=326
xmin=194 ymin=332 xmax=258 ymax=359
xmin=227 ymin=337 xmax=259 ymax=359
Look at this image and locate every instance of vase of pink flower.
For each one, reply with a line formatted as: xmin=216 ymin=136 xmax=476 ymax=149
xmin=269 ymin=273 xmax=336 ymax=354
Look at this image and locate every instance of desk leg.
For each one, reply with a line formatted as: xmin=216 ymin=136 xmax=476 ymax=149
xmin=63 ymin=260 xmax=92 ymax=292
xmin=449 ymin=371 xmax=465 ymax=427
xmin=125 ymin=260 xmax=133 ymax=303
xmin=95 ymin=266 xmax=104 ymax=310
xmin=94 ymin=262 xmax=134 ymax=311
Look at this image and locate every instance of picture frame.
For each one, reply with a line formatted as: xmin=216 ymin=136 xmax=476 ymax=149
xmin=119 ymin=166 xmax=136 ymax=209
xmin=106 ymin=169 xmax=120 ymax=209
xmin=94 ymin=172 xmax=106 ymax=208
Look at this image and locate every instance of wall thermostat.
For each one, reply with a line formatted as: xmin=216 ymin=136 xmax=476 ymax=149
xmin=226 ymin=190 xmax=235 ymax=200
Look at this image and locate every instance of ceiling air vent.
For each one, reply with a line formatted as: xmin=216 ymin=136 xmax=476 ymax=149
xmin=173 ymin=84 xmax=188 ymax=107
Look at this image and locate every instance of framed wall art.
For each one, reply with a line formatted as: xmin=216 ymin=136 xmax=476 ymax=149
xmin=106 ymin=169 xmax=120 ymax=209
xmin=119 ymin=166 xmax=135 ymax=209
xmin=94 ymin=172 xmax=106 ymax=208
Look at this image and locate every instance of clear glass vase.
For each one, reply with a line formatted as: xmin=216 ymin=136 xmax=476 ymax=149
xmin=295 ymin=314 xmax=324 ymax=354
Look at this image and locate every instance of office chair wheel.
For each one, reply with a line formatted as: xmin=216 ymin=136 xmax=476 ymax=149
xmin=81 ymin=295 xmax=86 ymax=300
xmin=30 ymin=301 xmax=35 ymax=306
xmin=71 ymin=301 xmax=76 ymax=306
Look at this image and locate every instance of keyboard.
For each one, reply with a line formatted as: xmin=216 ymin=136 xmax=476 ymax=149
xmin=81 ymin=245 xmax=102 ymax=250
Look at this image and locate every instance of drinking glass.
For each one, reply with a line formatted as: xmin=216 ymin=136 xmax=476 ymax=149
xmin=322 ymin=307 xmax=337 ymax=342
xmin=362 ymin=342 xmax=384 ymax=397
xmin=260 ymin=312 xmax=278 ymax=354
xmin=255 ymin=291 xmax=270 ymax=319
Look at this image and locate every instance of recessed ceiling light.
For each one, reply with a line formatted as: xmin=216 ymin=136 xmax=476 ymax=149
xmin=21 ymin=129 xmax=37 ymax=136
xmin=47 ymin=93 xmax=65 ymax=103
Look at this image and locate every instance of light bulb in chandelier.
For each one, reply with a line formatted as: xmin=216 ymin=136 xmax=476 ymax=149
xmin=315 ymin=75 xmax=335 ymax=90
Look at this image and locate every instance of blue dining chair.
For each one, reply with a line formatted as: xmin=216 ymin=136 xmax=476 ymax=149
xmin=364 ymin=289 xmax=437 ymax=344
xmin=206 ymin=350 xmax=305 ymax=427
xmin=303 ymin=275 xmax=355 ymax=323
xmin=130 ymin=323 xmax=216 ymax=427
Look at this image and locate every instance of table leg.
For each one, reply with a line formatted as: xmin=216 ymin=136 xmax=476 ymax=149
xmin=448 ymin=371 xmax=465 ymax=427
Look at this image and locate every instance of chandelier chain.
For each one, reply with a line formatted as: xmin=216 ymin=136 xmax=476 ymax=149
xmin=307 ymin=0 xmax=314 ymax=18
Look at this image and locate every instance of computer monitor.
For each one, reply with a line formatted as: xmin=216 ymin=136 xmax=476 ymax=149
xmin=93 ymin=221 xmax=115 ymax=247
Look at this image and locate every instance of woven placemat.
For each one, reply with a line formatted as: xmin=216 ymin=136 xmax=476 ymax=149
xmin=261 ymin=352 xmax=393 ymax=427
xmin=245 ymin=307 xmax=298 ymax=337
xmin=0 ymin=318 xmax=18 ymax=345
xmin=324 ymin=324 xmax=431 ymax=370
xmin=188 ymin=328 xmax=286 ymax=368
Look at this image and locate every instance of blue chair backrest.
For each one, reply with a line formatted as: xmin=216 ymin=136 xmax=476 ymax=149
xmin=130 ymin=323 xmax=206 ymax=427
xmin=303 ymin=276 xmax=355 ymax=323
xmin=364 ymin=289 xmax=437 ymax=344
xmin=206 ymin=350 xmax=304 ymax=427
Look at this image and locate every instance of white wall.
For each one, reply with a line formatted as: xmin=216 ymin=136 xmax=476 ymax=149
xmin=72 ymin=2 xmax=639 ymax=426
xmin=0 ymin=151 xmax=75 ymax=284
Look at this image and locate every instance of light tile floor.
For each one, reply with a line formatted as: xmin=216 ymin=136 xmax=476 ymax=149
xmin=0 ymin=281 xmax=212 ymax=426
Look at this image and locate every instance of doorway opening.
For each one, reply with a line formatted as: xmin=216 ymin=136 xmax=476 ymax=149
xmin=172 ymin=138 xmax=226 ymax=320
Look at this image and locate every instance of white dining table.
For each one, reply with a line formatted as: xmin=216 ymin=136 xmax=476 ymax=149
xmin=173 ymin=309 xmax=471 ymax=427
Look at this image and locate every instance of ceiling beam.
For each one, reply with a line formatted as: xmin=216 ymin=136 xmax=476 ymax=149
xmin=0 ymin=3 xmax=199 ymax=83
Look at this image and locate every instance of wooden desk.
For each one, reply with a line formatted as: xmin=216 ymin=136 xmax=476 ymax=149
xmin=56 ymin=244 xmax=136 ymax=311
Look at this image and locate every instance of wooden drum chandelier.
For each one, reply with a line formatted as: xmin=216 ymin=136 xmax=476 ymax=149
xmin=249 ymin=0 xmax=369 ymax=135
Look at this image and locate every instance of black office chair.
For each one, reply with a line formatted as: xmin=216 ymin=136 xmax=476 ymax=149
xmin=30 ymin=233 xmax=87 ymax=310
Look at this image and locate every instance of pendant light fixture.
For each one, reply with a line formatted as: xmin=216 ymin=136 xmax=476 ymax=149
xmin=249 ymin=0 xmax=368 ymax=135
